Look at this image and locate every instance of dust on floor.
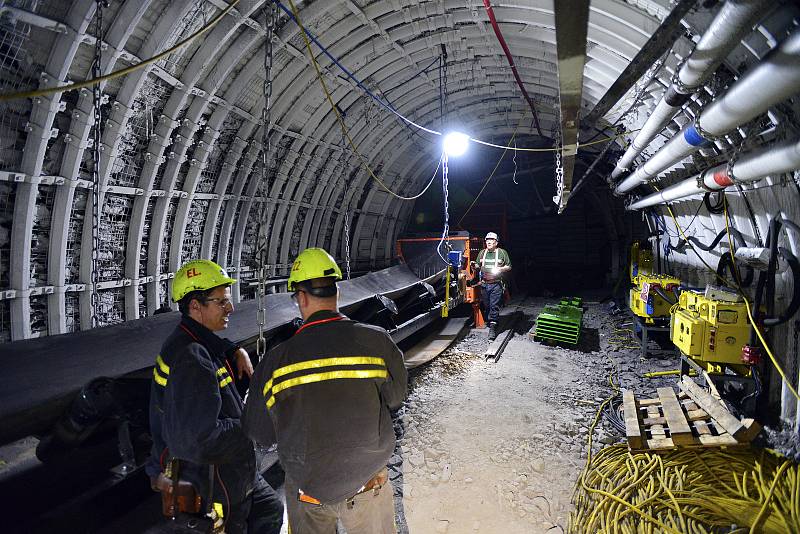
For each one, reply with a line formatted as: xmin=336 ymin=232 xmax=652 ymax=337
xmin=394 ymin=298 xmax=676 ymax=534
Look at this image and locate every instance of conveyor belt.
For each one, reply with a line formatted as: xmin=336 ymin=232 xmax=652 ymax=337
xmin=0 ymin=265 xmax=444 ymax=444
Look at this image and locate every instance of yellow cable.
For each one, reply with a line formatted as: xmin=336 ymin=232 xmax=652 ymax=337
xmin=722 ymin=195 xmax=800 ymax=403
xmin=660 ymin=190 xmax=799 ymax=403
xmin=0 ymin=0 xmax=241 ymax=102
xmin=456 ymin=110 xmax=528 ymax=227
xmin=569 ymin=307 xmax=800 ymax=533
xmin=287 ymin=0 xmax=435 ymax=201
xmin=750 ymin=461 xmax=791 ymax=533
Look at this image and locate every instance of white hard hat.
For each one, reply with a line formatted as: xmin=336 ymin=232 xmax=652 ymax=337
xmin=485 ymin=232 xmax=499 ymax=240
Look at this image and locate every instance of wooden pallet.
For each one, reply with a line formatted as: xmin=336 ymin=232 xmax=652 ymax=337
xmin=623 ymin=383 xmax=761 ymax=451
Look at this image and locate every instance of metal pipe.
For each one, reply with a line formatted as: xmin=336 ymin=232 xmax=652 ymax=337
xmin=612 ymin=0 xmax=771 ymax=178
xmin=615 ymin=28 xmax=800 ymax=195
xmin=628 ymin=138 xmax=800 ymax=209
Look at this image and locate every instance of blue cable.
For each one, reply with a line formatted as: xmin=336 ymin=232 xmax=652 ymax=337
xmin=273 ymin=0 xmax=441 ymax=136
xmin=382 ymin=56 xmax=441 ymax=95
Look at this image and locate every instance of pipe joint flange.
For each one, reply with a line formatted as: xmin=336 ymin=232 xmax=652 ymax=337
xmin=724 ymin=133 xmax=752 ymax=186
xmin=670 ymin=59 xmax=696 ymax=96
xmin=725 ymin=151 xmax=741 ymax=186
xmin=696 ymin=174 xmax=717 ymax=193
xmin=691 ymin=117 xmax=720 ymax=144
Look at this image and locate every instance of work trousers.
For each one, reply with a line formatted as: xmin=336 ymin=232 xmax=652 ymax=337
xmin=284 ymin=469 xmax=396 ymax=534
xmin=224 ymin=475 xmax=284 ymax=534
xmin=481 ymin=282 xmax=504 ymax=324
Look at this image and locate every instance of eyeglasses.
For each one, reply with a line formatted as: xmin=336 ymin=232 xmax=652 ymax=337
xmin=203 ymin=297 xmax=233 ymax=309
xmin=290 ymin=290 xmax=306 ymax=305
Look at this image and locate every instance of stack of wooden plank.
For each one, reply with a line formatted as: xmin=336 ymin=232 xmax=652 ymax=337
xmin=623 ymin=376 xmax=761 ymax=451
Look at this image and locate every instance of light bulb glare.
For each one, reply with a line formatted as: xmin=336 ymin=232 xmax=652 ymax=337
xmin=443 ymin=131 xmax=469 ymax=157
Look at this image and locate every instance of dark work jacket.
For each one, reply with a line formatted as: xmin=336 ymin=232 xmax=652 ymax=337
xmin=242 ymin=310 xmax=408 ymax=504
xmin=148 ymin=316 xmax=256 ymax=509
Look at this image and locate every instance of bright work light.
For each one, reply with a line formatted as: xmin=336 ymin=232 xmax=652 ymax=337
xmin=443 ymin=131 xmax=469 ymax=157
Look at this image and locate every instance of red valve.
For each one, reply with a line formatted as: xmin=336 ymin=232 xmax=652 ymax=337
xmin=741 ymin=345 xmax=762 ymax=365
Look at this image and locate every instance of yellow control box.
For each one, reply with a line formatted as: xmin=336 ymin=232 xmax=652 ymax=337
xmin=629 ymin=242 xmax=653 ymax=282
xmin=670 ymin=292 xmax=750 ymax=366
xmin=629 ymin=273 xmax=681 ymax=320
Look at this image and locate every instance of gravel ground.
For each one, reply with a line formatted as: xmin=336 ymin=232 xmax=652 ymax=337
xmin=392 ymin=296 xmax=679 ymax=533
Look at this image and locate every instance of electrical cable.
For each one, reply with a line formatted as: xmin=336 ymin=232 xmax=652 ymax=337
xmin=470 ymin=129 xmax=641 ymax=152
xmin=572 ymin=315 xmax=800 ymax=532
xmin=571 ymin=444 xmax=800 ymax=533
xmin=602 ymin=394 xmax=626 ymax=434
xmin=273 ymin=0 xmax=441 ymax=136
xmin=0 ymin=0 xmax=643 ymax=158
xmin=0 ymin=0 xmax=241 ymax=101
xmin=576 ymin=354 xmax=681 ymax=533
xmin=682 ymin=226 xmax=748 ymax=253
xmin=718 ymin=197 xmax=800 ymax=403
xmin=456 ymin=111 xmax=528 ymax=227
xmin=270 ymin=2 xmax=640 ymax=154
xmin=764 ymin=247 xmax=800 ymax=327
xmin=382 ymin=56 xmax=441 ymax=96
xmin=663 ymin=196 xmax=800 ymax=402
xmin=286 ymin=0 xmax=437 ymax=201
xmin=704 ymin=191 xmax=726 ymax=214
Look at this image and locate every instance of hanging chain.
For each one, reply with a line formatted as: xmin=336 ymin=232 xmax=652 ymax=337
xmin=437 ymin=45 xmax=450 ymax=263
xmin=553 ymin=126 xmax=564 ymax=204
xmin=90 ymin=0 xmax=106 ymax=328
xmin=437 ymin=152 xmax=450 ymax=263
xmin=256 ymin=1 xmax=276 ymax=360
xmin=342 ymin=125 xmax=352 ymax=280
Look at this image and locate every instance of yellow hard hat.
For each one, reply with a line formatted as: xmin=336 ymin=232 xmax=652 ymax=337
xmin=172 ymin=259 xmax=237 ymax=302
xmin=287 ymin=248 xmax=342 ymax=292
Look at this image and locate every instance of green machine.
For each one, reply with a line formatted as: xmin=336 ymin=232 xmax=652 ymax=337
xmin=533 ymin=297 xmax=583 ymax=345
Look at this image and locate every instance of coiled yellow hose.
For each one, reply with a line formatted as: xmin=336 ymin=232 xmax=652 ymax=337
xmin=569 ymin=445 xmax=799 ymax=533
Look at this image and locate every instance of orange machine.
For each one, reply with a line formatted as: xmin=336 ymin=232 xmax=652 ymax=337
xmin=396 ymin=234 xmax=485 ymax=327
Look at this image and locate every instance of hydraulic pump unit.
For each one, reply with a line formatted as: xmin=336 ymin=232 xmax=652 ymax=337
xmin=629 ymin=273 xmax=681 ymax=322
xmin=629 ymin=242 xmax=653 ymax=282
xmin=671 ymin=291 xmax=751 ymax=368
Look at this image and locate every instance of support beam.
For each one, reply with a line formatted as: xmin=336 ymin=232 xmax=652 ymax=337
xmin=584 ymin=0 xmax=696 ymax=125
xmin=553 ymin=0 xmax=590 ymax=213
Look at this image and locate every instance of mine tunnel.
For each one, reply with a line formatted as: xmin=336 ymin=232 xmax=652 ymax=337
xmin=1 ymin=0 xmax=800 ymax=532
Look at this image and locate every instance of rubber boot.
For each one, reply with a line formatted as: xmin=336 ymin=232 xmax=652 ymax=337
xmin=488 ymin=322 xmax=497 ymax=341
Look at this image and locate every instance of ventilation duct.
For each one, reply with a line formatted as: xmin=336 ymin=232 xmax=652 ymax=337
xmin=614 ymin=28 xmax=800 ymax=195
xmin=612 ymin=0 xmax=770 ymax=178
xmin=627 ymin=138 xmax=800 ymax=209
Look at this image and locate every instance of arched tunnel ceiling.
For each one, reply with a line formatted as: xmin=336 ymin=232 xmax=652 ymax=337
xmin=0 ymin=0 xmax=798 ymax=341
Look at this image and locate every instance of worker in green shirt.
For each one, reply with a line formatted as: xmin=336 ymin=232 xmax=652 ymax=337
xmin=473 ymin=232 xmax=512 ymax=340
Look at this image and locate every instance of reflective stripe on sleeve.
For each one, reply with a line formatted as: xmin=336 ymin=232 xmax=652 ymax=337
xmin=153 ymin=367 xmax=167 ymax=386
xmin=216 ymin=367 xmax=232 ymax=388
xmin=156 ymin=355 xmax=170 ymax=375
xmin=153 ymin=354 xmax=170 ymax=386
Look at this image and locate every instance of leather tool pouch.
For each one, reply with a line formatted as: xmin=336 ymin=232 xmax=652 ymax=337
xmin=157 ymin=460 xmax=202 ymax=517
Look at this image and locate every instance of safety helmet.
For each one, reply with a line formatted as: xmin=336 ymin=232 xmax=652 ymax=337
xmin=172 ymin=259 xmax=237 ymax=302
xmin=485 ymin=232 xmax=499 ymax=240
xmin=287 ymin=248 xmax=342 ymax=292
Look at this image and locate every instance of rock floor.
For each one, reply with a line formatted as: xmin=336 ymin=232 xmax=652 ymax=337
xmin=393 ymin=296 xmax=677 ymax=533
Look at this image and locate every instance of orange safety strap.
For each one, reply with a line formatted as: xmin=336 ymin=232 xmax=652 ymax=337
xmin=298 ymin=490 xmax=321 ymax=505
